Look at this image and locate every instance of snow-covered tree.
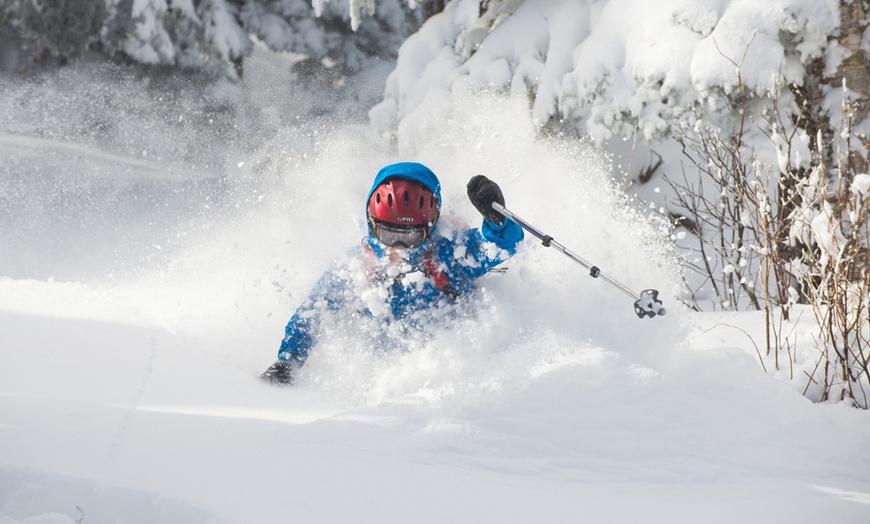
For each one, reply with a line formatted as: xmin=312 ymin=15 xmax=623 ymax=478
xmin=118 ymin=0 xmax=176 ymax=64
xmin=1 ymin=0 xmax=429 ymax=78
xmin=104 ymin=0 xmax=251 ymax=75
xmin=16 ymin=0 xmax=108 ymax=60
xmin=199 ymin=0 xmax=251 ymax=71
xmin=162 ymin=0 xmax=252 ymax=75
xmin=239 ymin=0 xmax=423 ymax=78
xmin=371 ymin=0 xmax=844 ymax=152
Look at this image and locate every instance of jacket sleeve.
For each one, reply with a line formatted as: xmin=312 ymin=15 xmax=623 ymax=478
xmin=277 ymin=263 xmax=350 ymax=366
xmin=443 ymin=218 xmax=524 ymax=286
xmin=480 ymin=217 xmax=524 ymax=253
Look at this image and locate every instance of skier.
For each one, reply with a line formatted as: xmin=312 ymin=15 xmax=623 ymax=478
xmin=261 ymin=162 xmax=524 ymax=385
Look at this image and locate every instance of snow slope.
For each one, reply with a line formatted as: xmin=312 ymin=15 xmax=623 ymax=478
xmin=2 ymin=47 xmax=870 ymax=524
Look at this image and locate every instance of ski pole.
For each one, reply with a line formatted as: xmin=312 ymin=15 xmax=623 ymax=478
xmin=492 ymin=202 xmax=666 ymax=318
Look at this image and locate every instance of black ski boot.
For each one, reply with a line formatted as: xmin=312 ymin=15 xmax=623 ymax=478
xmin=260 ymin=360 xmax=295 ymax=385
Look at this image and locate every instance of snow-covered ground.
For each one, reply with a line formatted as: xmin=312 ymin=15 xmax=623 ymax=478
xmin=2 ymin=46 xmax=870 ymax=524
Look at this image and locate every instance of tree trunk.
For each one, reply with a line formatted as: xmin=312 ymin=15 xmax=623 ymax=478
xmin=838 ymin=1 xmax=870 ymax=111
xmin=835 ymin=0 xmax=870 ymax=172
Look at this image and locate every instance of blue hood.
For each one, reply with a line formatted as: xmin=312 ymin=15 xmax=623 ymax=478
xmin=367 ymin=162 xmax=441 ymax=206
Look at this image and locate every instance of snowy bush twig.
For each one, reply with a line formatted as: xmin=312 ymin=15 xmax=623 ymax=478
xmin=799 ymin=94 xmax=870 ymax=407
xmin=664 ymin=53 xmax=870 ymax=407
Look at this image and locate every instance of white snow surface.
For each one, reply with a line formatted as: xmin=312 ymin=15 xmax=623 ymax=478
xmin=2 ymin=28 xmax=870 ymax=524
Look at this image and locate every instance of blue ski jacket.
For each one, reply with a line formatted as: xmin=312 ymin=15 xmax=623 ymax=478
xmin=277 ymin=162 xmax=524 ymax=366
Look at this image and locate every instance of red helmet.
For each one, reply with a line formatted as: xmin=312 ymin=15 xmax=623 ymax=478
xmin=367 ymin=178 xmax=439 ymax=227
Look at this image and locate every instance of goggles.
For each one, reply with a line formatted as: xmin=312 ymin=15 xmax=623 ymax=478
xmin=371 ymin=220 xmax=429 ymax=248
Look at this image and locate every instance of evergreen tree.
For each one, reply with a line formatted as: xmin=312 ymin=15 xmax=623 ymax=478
xmin=115 ymin=0 xmax=176 ymax=65
xmin=1 ymin=0 xmax=433 ymax=77
xmin=165 ymin=0 xmax=252 ymax=75
xmin=239 ymin=0 xmax=423 ymax=78
xmin=18 ymin=0 xmax=108 ymax=60
xmin=199 ymin=0 xmax=251 ymax=70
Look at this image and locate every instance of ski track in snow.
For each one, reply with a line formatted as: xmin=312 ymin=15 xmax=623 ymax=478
xmin=103 ymin=328 xmax=160 ymax=472
xmin=0 ymin=134 xmax=219 ymax=181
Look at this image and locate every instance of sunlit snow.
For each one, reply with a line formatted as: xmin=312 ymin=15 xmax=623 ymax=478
xmin=2 ymin=20 xmax=870 ymax=524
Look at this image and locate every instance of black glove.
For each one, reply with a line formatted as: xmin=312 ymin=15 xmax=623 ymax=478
xmin=467 ymin=175 xmax=505 ymax=226
xmin=261 ymin=360 xmax=295 ymax=385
